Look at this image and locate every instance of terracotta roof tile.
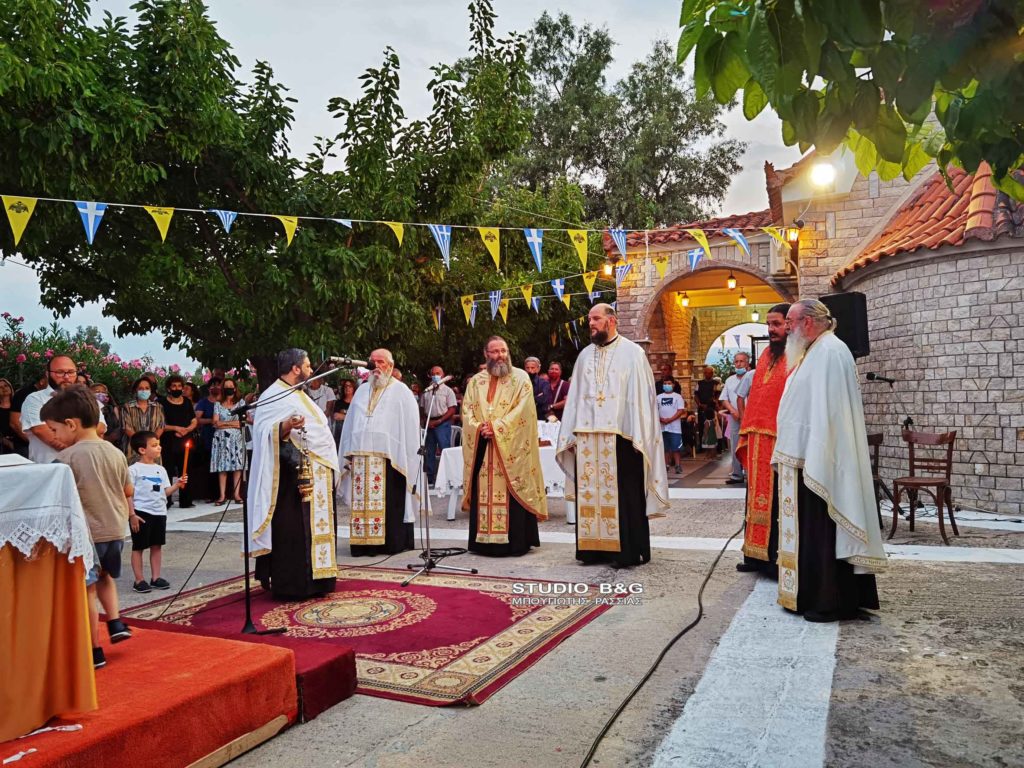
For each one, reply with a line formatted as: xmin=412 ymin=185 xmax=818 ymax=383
xmin=601 ymin=208 xmax=775 ymax=254
xmin=831 ymin=163 xmax=1024 ymax=286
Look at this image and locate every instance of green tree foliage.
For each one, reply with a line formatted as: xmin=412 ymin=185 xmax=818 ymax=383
xmin=677 ymin=0 xmax=1024 ymax=197
xmin=71 ymin=325 xmax=111 ymax=355
xmin=513 ymin=13 xmax=744 ymax=227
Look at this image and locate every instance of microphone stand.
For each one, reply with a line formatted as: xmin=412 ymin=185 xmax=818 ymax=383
xmin=403 ymin=380 xmax=476 ymax=586
xmin=231 ymin=367 xmax=342 ymax=635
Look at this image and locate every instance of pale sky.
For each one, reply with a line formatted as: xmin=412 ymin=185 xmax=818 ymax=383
xmin=0 ymin=1 xmax=799 ymax=368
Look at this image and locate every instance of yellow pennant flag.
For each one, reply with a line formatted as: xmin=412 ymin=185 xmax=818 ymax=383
xmin=653 ymin=253 xmax=670 ymax=279
xmin=685 ymin=228 xmax=711 ymax=261
xmin=761 ymin=226 xmax=786 ymax=245
xmin=432 ymin=307 xmax=441 ymax=331
xmin=568 ymin=229 xmax=588 ymax=270
xmin=562 ymin=294 xmax=571 ymax=310
xmin=498 ymin=298 xmax=510 ymax=324
xmin=479 ymin=227 xmax=500 ymax=269
xmin=461 ymin=295 xmax=475 ymax=325
xmin=144 ymin=206 xmax=174 ymax=243
xmin=2 ymin=196 xmax=37 ymax=246
xmin=582 ymin=270 xmax=597 ymax=294
xmin=385 ymin=221 xmax=404 ymax=247
xmin=275 ymin=215 xmax=298 ymax=247
xmin=520 ymin=284 xmax=533 ymax=304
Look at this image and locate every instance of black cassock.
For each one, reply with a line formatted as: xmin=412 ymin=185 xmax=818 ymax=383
xmin=350 ymin=462 xmax=416 ymax=557
xmin=575 ymin=436 xmax=651 ymax=568
xmin=467 ymin=436 xmax=540 ymax=557
xmin=255 ymin=459 xmax=336 ymax=599
xmin=793 ymin=470 xmax=879 ymax=616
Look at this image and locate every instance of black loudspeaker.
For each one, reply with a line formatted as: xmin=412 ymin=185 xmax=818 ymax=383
xmin=819 ymin=292 xmax=870 ymax=358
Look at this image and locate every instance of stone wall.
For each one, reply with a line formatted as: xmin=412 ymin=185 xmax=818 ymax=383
xmin=844 ymin=245 xmax=1024 ymax=515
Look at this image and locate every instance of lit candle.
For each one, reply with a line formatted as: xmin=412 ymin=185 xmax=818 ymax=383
xmin=182 ymin=439 xmax=192 ymax=476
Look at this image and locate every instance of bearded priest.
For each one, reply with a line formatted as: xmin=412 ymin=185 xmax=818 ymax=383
xmin=557 ymin=303 xmax=670 ymax=567
xmin=773 ymin=299 xmax=887 ymax=622
xmin=735 ymin=302 xmax=790 ymax=575
xmin=461 ymin=335 xmax=548 ymax=556
xmin=249 ymin=348 xmax=339 ymax=599
xmin=338 ymin=348 xmax=417 ymax=557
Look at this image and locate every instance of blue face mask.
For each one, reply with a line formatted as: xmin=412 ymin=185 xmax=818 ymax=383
xmin=735 ymin=367 xmax=747 ymax=376
xmin=137 ymin=389 xmax=151 ymax=401
xmin=662 ymin=384 xmax=673 ymax=393
xmin=431 ymin=375 xmax=442 ymax=385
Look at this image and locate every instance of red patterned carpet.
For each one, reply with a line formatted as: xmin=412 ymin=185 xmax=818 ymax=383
xmin=125 ymin=567 xmax=611 ymax=706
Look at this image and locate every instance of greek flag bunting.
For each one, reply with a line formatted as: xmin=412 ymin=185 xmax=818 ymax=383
xmin=608 ymin=228 xmax=628 ymax=260
xmin=723 ymin=227 xmax=750 ymax=257
xmin=331 ymin=218 xmax=353 ymax=228
xmin=470 ymin=302 xmax=478 ymax=327
xmin=429 ymin=224 xmax=453 ymax=269
xmin=687 ymin=248 xmax=703 ymax=271
xmin=531 ymin=296 xmax=541 ymax=313
xmin=209 ymin=209 xmax=238 ymax=234
xmin=524 ymin=228 xmax=544 ymax=272
xmin=489 ymin=290 xmax=503 ymax=319
xmin=76 ymin=201 xmax=107 ymax=245
xmin=614 ymin=262 xmax=632 ymax=288
xmin=550 ymin=278 xmax=565 ymax=302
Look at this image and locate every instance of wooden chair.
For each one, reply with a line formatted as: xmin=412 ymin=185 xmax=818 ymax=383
xmin=889 ymin=430 xmax=959 ymax=545
xmin=866 ymin=433 xmax=895 ymax=529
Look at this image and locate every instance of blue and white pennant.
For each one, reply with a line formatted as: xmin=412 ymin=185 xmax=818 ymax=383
xmin=75 ymin=201 xmax=107 ymax=245
xmin=429 ymin=224 xmax=453 ymax=270
xmin=489 ymin=290 xmax=503 ymax=319
xmin=209 ymin=209 xmax=238 ymax=234
xmin=523 ymin=228 xmax=544 ymax=272
xmin=722 ymin=228 xmax=750 ymax=257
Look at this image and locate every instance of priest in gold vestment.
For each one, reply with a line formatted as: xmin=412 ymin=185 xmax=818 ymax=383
xmin=461 ymin=336 xmax=548 ymax=556
xmin=557 ymin=304 xmax=669 ymax=567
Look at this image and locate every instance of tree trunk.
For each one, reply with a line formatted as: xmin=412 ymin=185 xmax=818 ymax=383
xmin=249 ymin=354 xmax=277 ymax=394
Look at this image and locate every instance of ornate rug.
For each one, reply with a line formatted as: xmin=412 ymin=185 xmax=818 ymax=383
xmin=124 ymin=567 xmax=611 ymax=706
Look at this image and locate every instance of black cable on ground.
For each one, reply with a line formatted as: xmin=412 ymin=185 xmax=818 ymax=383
xmin=579 ymin=519 xmax=746 ymax=768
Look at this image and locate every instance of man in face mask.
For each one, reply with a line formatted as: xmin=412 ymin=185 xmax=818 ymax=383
xmin=719 ymin=352 xmax=752 ymax=485
xmin=419 ymin=365 xmax=457 ymax=486
xmin=524 ymin=357 xmax=552 ymax=419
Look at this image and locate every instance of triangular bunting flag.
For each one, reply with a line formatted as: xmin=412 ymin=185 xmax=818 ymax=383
xmin=550 ymin=331 xmax=558 ymax=348
xmin=209 ymin=209 xmax=238 ymax=234
xmin=568 ymin=229 xmax=588 ymax=269
xmin=685 ymin=228 xmax=711 ymax=260
xmin=428 ymin=224 xmax=453 ymax=269
xmin=2 ymin=196 xmax=36 ymax=246
xmin=582 ymin=270 xmax=597 ymax=295
xmin=615 ymin=262 xmax=633 ymax=289
xmin=589 ymin=291 xmax=601 ymax=303
xmin=331 ymin=218 xmax=353 ymax=228
xmin=461 ymin=295 xmax=475 ymax=325
xmin=611 ymin=301 xmax=617 ymax=312
xmin=489 ymin=290 xmax=502 ymax=319
xmin=75 ymin=201 xmax=107 ymax=245
xmin=733 ymin=334 xmax=741 ymax=348
xmin=144 ymin=206 xmax=174 ymax=243
xmin=652 ymin=253 xmax=670 ymax=280
xmin=385 ymin=221 xmax=404 ymax=247
xmin=562 ymin=294 xmax=571 ymax=310
xmin=550 ymin=278 xmax=565 ymax=302
xmin=608 ymin=228 xmax=628 ymax=260
xmin=523 ymin=228 xmax=543 ymax=272
xmin=498 ymin=298 xmax=510 ymax=324
xmin=433 ymin=306 xmax=443 ymax=332
xmin=687 ymin=248 xmax=703 ymax=271
xmin=479 ymin=227 xmax=500 ymax=270
xmin=520 ymin=284 xmax=533 ymax=305
xmin=723 ymin=227 xmax=750 ymax=257
xmin=531 ymin=296 xmax=541 ymax=313
xmin=274 ymin=215 xmax=298 ymax=247
xmin=761 ymin=226 xmax=786 ymax=245
xmin=470 ymin=302 xmax=478 ymax=327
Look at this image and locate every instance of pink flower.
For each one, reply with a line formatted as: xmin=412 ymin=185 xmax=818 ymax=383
xmin=202 ymin=372 xmax=211 ymax=383
xmin=16 ymin=353 xmax=27 ymax=363
xmin=170 ymin=364 xmax=181 ymax=373
xmin=1 ymin=311 xmax=10 ymax=319
xmin=121 ymin=362 xmax=130 ymax=370
xmin=30 ymin=351 xmax=40 ymax=359
xmin=111 ymin=354 xmax=121 ymax=363
xmin=44 ymin=349 xmax=54 ymax=358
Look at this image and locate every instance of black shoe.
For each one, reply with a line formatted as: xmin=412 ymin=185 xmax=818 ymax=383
xmin=735 ymin=562 xmax=761 ymax=572
xmin=150 ymin=577 xmax=171 ymax=590
xmin=133 ymin=580 xmax=152 ymax=593
xmin=804 ymin=610 xmax=840 ymax=623
xmin=107 ymin=618 xmax=132 ymax=643
xmin=93 ymin=647 xmax=106 ymax=668
xmin=725 ymin=478 xmax=744 ymax=485
xmin=178 ymin=503 xmax=195 ymax=509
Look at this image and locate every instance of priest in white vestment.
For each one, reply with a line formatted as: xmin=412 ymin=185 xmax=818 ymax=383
xmin=772 ymin=299 xmax=887 ymax=621
xmin=248 ymin=348 xmax=340 ymax=599
xmin=557 ymin=304 xmax=669 ymax=567
xmin=338 ymin=349 xmax=418 ymax=557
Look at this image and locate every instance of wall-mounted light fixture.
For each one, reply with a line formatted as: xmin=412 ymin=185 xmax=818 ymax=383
xmin=602 ymin=261 xmax=614 ymax=277
xmin=726 ymin=271 xmax=737 ymax=290
xmin=738 ymin=289 xmax=748 ymax=307
xmin=751 ymin=309 xmax=760 ymax=322
xmin=678 ymin=291 xmax=690 ymax=308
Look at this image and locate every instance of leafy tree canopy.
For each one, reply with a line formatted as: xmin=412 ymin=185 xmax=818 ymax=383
xmin=678 ymin=0 xmax=1024 ymax=196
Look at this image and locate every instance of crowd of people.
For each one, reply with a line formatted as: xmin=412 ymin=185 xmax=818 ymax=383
xmin=6 ymin=297 xmax=888 ymax=669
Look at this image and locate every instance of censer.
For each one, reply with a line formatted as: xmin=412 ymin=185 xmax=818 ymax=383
xmin=296 ymin=430 xmax=315 ymax=503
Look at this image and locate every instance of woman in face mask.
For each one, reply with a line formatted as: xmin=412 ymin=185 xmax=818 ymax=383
xmin=210 ymin=379 xmax=245 ymax=504
xmin=122 ymin=377 xmax=166 ymax=464
xmin=90 ymin=382 xmax=124 ymax=449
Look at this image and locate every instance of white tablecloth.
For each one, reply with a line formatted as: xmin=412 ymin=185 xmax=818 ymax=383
xmin=0 ymin=454 xmax=95 ymax=568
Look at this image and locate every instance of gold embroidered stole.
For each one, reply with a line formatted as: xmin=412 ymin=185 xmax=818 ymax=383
xmin=309 ymin=462 xmax=337 ymax=579
xmin=777 ymin=463 xmax=800 ymax=610
xmin=576 ymin=432 xmax=621 ymax=552
xmin=475 ymin=377 xmax=513 ymax=543
xmin=349 ymin=454 xmax=387 ymax=546
xmin=741 ymin=432 xmax=776 ymax=562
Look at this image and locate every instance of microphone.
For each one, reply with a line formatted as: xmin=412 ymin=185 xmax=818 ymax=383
xmin=425 ymin=375 xmax=454 ymax=390
xmin=866 ymin=372 xmax=896 ymax=385
xmin=329 ymin=356 xmax=368 ymax=367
